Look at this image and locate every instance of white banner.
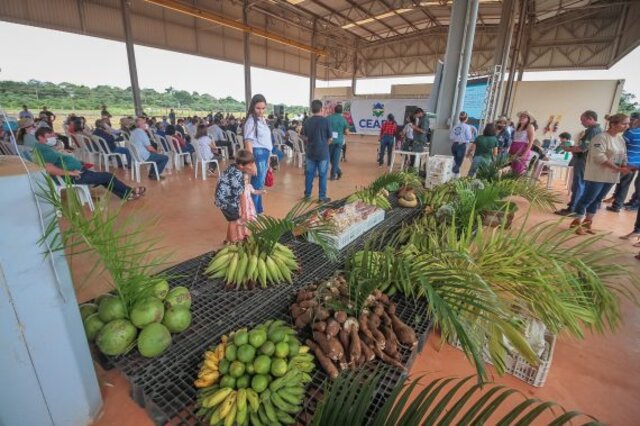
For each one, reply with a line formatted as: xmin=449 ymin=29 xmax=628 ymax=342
xmin=349 ymin=99 xmax=428 ymax=135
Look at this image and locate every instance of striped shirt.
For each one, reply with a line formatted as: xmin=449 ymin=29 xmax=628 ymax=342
xmin=624 ymin=128 xmax=640 ymax=168
xmin=380 ymin=121 xmax=397 ymax=138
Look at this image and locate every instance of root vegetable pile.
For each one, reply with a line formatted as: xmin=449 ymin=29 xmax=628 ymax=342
xmin=205 ymin=242 xmax=298 ymax=289
xmin=290 ymin=277 xmax=418 ymax=379
xmin=194 ymin=320 xmax=315 ymax=425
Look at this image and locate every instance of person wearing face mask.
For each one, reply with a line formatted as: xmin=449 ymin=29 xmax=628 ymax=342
xmin=32 ymin=127 xmax=146 ymax=201
xmin=130 ymin=116 xmax=169 ymax=180
xmin=569 ymin=113 xmax=632 ymax=234
xmin=17 ymin=118 xmax=39 ymax=148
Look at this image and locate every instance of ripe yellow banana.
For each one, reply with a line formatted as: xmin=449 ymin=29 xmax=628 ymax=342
xmin=219 ymin=391 xmax=237 ymax=418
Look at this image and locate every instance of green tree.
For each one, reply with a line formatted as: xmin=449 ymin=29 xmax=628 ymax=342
xmin=618 ymin=90 xmax=640 ymax=115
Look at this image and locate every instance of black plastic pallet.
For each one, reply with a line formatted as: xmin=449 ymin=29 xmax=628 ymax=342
xmin=92 ymin=202 xmax=427 ymax=425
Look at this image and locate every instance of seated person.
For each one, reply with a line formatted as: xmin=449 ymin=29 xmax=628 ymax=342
xmin=165 ymin=124 xmax=194 ymax=154
xmin=208 ymin=118 xmax=234 ymax=158
xmin=93 ymin=119 xmax=131 ymax=168
xmin=33 ymin=127 xmax=145 ymax=201
xmin=130 ymin=117 xmax=169 ymax=180
xmin=195 ymin=124 xmax=219 ymax=174
xmin=554 ymin=132 xmax=573 ymax=154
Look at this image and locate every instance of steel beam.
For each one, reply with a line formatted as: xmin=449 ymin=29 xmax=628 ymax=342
xmin=491 ymin=0 xmax=516 ymax=122
xmin=310 ymin=19 xmax=318 ymax=106
xmin=453 ymin=0 xmax=480 ymax=119
xmin=121 ymin=0 xmax=143 ymax=116
xmin=243 ymin=1 xmax=252 ymax=108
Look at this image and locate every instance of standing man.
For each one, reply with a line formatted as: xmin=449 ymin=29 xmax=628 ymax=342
xmin=302 ymin=100 xmax=332 ymax=203
xmin=19 ymin=105 xmax=34 ymax=120
xmin=607 ymin=114 xmax=640 ymax=211
xmin=555 ymin=110 xmax=602 ymax=216
xmin=130 ymin=116 xmax=169 ymax=180
xmin=169 ymin=108 xmax=176 ymax=125
xmin=327 ymin=104 xmax=349 ymax=179
xmin=449 ymin=111 xmax=474 ymax=176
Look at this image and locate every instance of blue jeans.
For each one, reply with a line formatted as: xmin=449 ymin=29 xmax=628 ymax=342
xmin=378 ymin=136 xmax=394 ymax=166
xmin=305 ymin=159 xmax=329 ymax=200
xmin=251 ymin=148 xmax=270 ymax=214
xmin=574 ymin=180 xmax=614 ymax=217
xmin=568 ymin=157 xmax=586 ymax=211
xmin=468 ymin=156 xmax=491 ymax=177
xmin=74 ymin=170 xmax=132 ymax=199
xmin=147 ymin=152 xmax=168 ymax=177
xmin=113 ymin=147 xmax=132 ymax=168
xmin=329 ymin=143 xmax=342 ymax=178
xmin=451 ymin=142 xmax=467 ymax=174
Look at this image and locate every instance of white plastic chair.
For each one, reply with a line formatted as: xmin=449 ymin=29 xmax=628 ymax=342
xmin=291 ymin=135 xmax=305 ymax=168
xmin=91 ymin=135 xmax=126 ymax=172
xmin=166 ymin=135 xmax=192 ymax=170
xmin=126 ymin=140 xmax=160 ymax=182
xmin=54 ymin=180 xmax=95 ymax=211
xmin=192 ymin=141 xmax=220 ymax=180
xmin=71 ymin=134 xmax=101 ymax=165
xmin=156 ymin=135 xmax=176 ymax=172
xmin=225 ymin=130 xmax=240 ymax=156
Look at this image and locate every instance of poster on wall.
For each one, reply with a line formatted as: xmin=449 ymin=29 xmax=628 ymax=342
xmin=322 ymin=99 xmax=356 ymax=133
xmin=350 ymin=99 xmax=428 ymax=135
xmin=462 ymin=78 xmax=489 ymax=128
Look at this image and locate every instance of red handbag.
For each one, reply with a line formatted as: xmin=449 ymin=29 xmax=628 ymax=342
xmin=264 ymin=168 xmax=274 ymax=187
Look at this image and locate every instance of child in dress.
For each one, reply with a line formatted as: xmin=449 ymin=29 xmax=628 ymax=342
xmin=237 ymin=163 xmax=265 ymax=239
xmin=214 ymin=150 xmax=256 ymax=243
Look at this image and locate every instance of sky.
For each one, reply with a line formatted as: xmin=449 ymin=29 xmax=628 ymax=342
xmin=1 ymin=21 xmax=639 ymax=106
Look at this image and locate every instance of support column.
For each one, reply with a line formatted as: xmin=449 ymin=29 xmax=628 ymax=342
xmin=492 ymin=0 xmax=516 ymax=121
xmin=351 ymin=41 xmax=358 ymax=97
xmin=517 ymin=2 xmax=536 ymax=82
xmin=121 ymin=0 xmax=142 ymax=116
xmin=453 ymin=0 xmax=480 ymax=119
xmin=431 ymin=0 xmax=470 ymax=155
xmin=309 ymin=20 xmax=318 ymax=106
xmin=502 ymin=0 xmax=527 ymax=117
xmin=243 ymin=1 xmax=252 ymax=108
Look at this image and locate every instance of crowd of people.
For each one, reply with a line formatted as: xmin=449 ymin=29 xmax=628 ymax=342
xmin=5 ymin=101 xmax=640 ymax=255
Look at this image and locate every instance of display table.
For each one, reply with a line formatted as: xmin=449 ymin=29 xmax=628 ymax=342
xmin=537 ymin=153 xmax=571 ymax=191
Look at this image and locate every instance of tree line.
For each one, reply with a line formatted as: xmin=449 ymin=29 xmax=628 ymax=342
xmin=0 ymin=80 xmax=306 ymax=115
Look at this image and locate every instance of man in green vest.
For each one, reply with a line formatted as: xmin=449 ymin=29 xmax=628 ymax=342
xmin=327 ymin=104 xmax=350 ymax=180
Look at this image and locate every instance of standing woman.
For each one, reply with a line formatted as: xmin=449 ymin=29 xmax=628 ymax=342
xmin=243 ymin=94 xmax=272 ymax=214
xmin=509 ymin=111 xmax=536 ymax=175
xmin=570 ymin=113 xmax=631 ymax=234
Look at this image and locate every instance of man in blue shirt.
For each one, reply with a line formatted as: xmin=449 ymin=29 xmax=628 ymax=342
xmin=609 ymin=114 xmax=640 ymax=211
xmin=130 ymin=117 xmax=169 ymax=180
xmin=302 ymin=100 xmax=332 ymax=202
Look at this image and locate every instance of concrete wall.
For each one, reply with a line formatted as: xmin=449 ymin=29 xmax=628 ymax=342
xmin=317 ymin=79 xmax=624 ymax=139
xmin=509 ymin=80 xmax=624 ymax=139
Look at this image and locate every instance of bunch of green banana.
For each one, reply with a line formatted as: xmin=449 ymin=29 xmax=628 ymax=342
xmin=198 ymin=386 xmax=260 ymax=426
xmin=205 ymin=242 xmax=299 ymax=289
xmin=253 ymin=368 xmax=312 ymax=426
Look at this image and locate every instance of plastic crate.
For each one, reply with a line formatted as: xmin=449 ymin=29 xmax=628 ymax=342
xmin=450 ymin=329 xmax=556 ymax=388
xmin=425 ymin=155 xmax=454 ymax=188
xmin=308 ymin=208 xmax=385 ymax=250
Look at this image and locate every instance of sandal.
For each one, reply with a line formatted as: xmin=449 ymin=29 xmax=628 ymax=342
xmin=126 ymin=192 xmax=141 ymax=201
xmin=135 ymin=186 xmax=147 ymax=196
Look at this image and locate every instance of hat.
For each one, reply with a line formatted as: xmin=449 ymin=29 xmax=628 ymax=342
xmin=19 ymin=117 xmax=34 ymax=129
xmin=517 ymin=110 xmax=535 ymax=123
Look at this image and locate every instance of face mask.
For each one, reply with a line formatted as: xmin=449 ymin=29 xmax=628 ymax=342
xmin=46 ymin=137 xmax=57 ymax=146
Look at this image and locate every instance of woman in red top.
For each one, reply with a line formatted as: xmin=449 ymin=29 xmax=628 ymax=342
xmin=378 ymin=113 xmax=397 ymax=167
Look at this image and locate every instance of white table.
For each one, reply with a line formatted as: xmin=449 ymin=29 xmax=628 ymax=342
xmin=389 ymin=150 xmax=429 ymax=173
xmin=537 ymin=155 xmax=571 ymax=190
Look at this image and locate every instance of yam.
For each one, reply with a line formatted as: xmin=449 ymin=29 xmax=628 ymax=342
xmin=348 ymin=325 xmax=362 ymax=366
xmin=294 ymin=309 xmax=313 ymax=329
xmin=358 ymin=313 xmax=374 ymax=339
xmin=312 ymin=321 xmax=327 ymax=333
xmin=390 ymin=313 xmax=418 ymax=348
xmin=313 ymin=332 xmax=344 ymax=361
xmin=382 ymin=325 xmax=399 ymax=357
xmin=372 ymin=303 xmax=385 ymax=317
xmin=290 ymin=304 xmax=304 ymax=318
xmin=306 ymin=339 xmax=339 ymax=380
xmin=299 ymin=299 xmax=317 ymax=309
xmin=372 ymin=345 xmax=405 ymax=370
xmin=338 ymin=328 xmax=350 ymax=353
xmin=325 ymin=318 xmax=340 ymax=337
xmin=333 ymin=311 xmax=348 ymax=324
xmin=387 ymin=303 xmax=397 ymax=315
xmin=360 ymin=340 xmax=375 ymax=362
xmin=296 ymin=291 xmax=315 ymax=302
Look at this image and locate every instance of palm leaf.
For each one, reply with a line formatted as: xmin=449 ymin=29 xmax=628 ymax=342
xmin=313 ymin=372 xmax=602 ymax=426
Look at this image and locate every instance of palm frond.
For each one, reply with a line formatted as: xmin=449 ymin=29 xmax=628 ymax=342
xmin=312 ymin=371 xmax=602 ymax=426
xmin=37 ymin=173 xmax=172 ymax=313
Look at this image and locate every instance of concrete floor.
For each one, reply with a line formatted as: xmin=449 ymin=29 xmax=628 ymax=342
xmin=81 ymin=137 xmax=640 ymax=425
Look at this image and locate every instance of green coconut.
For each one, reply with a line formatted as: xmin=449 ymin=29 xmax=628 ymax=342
xmin=137 ymin=323 xmax=172 ymax=358
xmin=83 ymin=313 xmax=105 ymax=342
xmin=98 ymin=296 xmax=127 ymax=322
xmin=162 ymin=307 xmax=192 ymax=333
xmin=153 ymin=280 xmax=170 ymax=301
xmin=79 ymin=303 xmax=98 ymax=321
xmin=165 ymin=286 xmax=191 ymax=310
xmin=130 ymin=298 xmax=165 ymax=329
xmin=96 ymin=319 xmax=137 ymax=356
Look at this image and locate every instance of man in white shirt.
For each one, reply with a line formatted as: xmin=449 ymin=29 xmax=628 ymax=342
xmin=130 ymin=117 xmax=169 ymax=180
xmin=208 ymin=118 xmax=234 ymax=158
xmin=449 ymin=111 xmax=474 ymax=176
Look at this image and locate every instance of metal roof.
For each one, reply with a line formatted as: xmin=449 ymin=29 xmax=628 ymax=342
xmin=1 ymin=0 xmax=638 ymax=80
